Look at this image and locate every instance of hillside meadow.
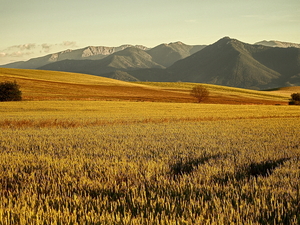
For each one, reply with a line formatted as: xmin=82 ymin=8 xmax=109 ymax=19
xmin=0 ymin=68 xmax=294 ymax=104
xmin=0 ymin=68 xmax=300 ymax=224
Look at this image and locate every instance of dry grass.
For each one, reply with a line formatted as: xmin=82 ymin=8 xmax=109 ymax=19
xmin=0 ymin=91 xmax=299 ymax=223
xmin=0 ymin=68 xmax=293 ymax=104
xmin=266 ymin=86 xmax=300 ymax=96
xmin=0 ymin=116 xmax=299 ymax=224
xmin=1 ymin=101 xmax=299 ymax=129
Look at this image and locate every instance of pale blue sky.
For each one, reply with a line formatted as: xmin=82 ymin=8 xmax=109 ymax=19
xmin=1 ymin=0 xmax=299 ymax=64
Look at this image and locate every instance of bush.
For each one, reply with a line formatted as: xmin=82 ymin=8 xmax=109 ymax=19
xmin=0 ymin=81 xmax=22 ymax=102
xmin=289 ymin=93 xmax=300 ymax=105
xmin=190 ymin=85 xmax=209 ymax=103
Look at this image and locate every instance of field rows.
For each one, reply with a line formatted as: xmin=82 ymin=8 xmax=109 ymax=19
xmin=0 ymin=101 xmax=300 ymax=224
xmin=1 ymin=101 xmax=299 ymax=126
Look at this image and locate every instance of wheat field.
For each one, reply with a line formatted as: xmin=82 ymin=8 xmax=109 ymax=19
xmin=1 ymin=100 xmax=300 ymax=224
xmin=1 ymin=68 xmax=300 ymax=224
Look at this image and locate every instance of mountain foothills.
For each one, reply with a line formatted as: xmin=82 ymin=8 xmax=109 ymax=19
xmin=1 ymin=37 xmax=300 ymax=90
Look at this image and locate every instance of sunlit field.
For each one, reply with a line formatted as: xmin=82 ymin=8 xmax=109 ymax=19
xmin=0 ymin=100 xmax=299 ymax=127
xmin=0 ymin=68 xmax=293 ymax=104
xmin=1 ymin=101 xmax=300 ymax=224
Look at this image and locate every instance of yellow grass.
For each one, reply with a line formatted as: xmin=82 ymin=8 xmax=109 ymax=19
xmin=0 ymin=101 xmax=299 ymax=128
xmin=266 ymin=86 xmax=300 ymax=96
xmin=0 ymin=68 xmax=295 ymax=104
xmin=0 ymin=67 xmax=137 ymax=86
xmin=0 ymin=101 xmax=299 ymax=224
xmin=135 ymin=81 xmax=292 ymax=101
xmin=0 ymin=68 xmax=300 ymax=224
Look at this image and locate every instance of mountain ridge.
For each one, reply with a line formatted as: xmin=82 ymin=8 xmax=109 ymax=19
xmin=1 ymin=37 xmax=300 ymax=90
xmin=0 ymin=44 xmax=149 ymax=69
xmin=0 ymin=42 xmax=203 ymax=70
xmin=164 ymin=37 xmax=300 ymax=89
xmin=123 ymin=37 xmax=300 ymax=89
xmin=255 ymin=40 xmax=300 ymax=48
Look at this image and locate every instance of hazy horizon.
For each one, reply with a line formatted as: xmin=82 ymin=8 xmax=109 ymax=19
xmin=1 ymin=0 xmax=299 ymax=65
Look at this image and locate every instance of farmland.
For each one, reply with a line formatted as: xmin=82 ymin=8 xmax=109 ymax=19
xmin=0 ymin=68 xmax=293 ymax=104
xmin=0 ymin=68 xmax=300 ymax=224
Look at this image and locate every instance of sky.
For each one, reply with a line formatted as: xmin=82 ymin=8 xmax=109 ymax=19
xmin=1 ymin=0 xmax=300 ymax=65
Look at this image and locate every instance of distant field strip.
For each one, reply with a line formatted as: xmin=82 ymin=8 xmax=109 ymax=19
xmin=1 ymin=115 xmax=300 ymax=129
xmin=0 ymin=101 xmax=299 ymax=128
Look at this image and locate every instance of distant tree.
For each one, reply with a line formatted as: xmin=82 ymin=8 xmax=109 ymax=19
xmin=0 ymin=81 xmax=22 ymax=102
xmin=289 ymin=93 xmax=300 ymax=105
xmin=191 ymin=85 xmax=209 ymax=103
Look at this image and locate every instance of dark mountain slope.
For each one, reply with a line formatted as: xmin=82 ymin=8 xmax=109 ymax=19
xmin=105 ymin=47 xmax=163 ymax=69
xmin=165 ymin=37 xmax=299 ymax=89
xmin=251 ymin=47 xmax=300 ymax=85
xmin=147 ymin=42 xmax=206 ymax=67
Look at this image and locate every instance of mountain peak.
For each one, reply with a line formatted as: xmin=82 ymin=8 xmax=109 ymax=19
xmin=213 ymin=36 xmax=235 ymax=45
xmin=169 ymin=41 xmax=185 ymax=45
xmin=211 ymin=36 xmax=241 ymax=49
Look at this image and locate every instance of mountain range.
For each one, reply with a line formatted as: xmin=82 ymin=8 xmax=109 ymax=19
xmin=1 ymin=38 xmax=299 ymax=90
xmin=2 ymin=42 xmax=205 ymax=70
xmin=254 ymin=40 xmax=300 ymax=48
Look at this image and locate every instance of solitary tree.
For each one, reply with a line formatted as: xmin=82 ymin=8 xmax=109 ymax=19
xmin=191 ymin=85 xmax=209 ymax=103
xmin=0 ymin=81 xmax=22 ymax=102
xmin=289 ymin=93 xmax=300 ymax=105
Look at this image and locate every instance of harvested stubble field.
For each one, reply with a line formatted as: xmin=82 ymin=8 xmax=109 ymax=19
xmin=0 ymin=100 xmax=300 ymax=224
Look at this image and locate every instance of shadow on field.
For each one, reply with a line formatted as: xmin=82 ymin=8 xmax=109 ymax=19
xmin=168 ymin=153 xmax=222 ymax=179
xmin=214 ymin=157 xmax=291 ymax=184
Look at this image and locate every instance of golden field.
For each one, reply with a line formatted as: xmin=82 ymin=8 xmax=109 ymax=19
xmin=0 ymin=68 xmax=296 ymax=104
xmin=0 ymin=68 xmax=300 ymax=224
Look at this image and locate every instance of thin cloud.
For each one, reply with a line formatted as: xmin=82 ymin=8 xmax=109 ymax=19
xmin=7 ymin=43 xmax=36 ymax=51
xmin=61 ymin=41 xmax=77 ymax=47
xmin=9 ymin=51 xmax=33 ymax=57
xmin=0 ymin=51 xmax=33 ymax=58
xmin=0 ymin=41 xmax=79 ymax=64
xmin=41 ymin=43 xmax=52 ymax=53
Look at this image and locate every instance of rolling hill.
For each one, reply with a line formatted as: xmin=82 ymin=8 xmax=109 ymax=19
xmin=0 ymin=68 xmax=194 ymax=102
xmin=0 ymin=68 xmax=292 ymax=104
